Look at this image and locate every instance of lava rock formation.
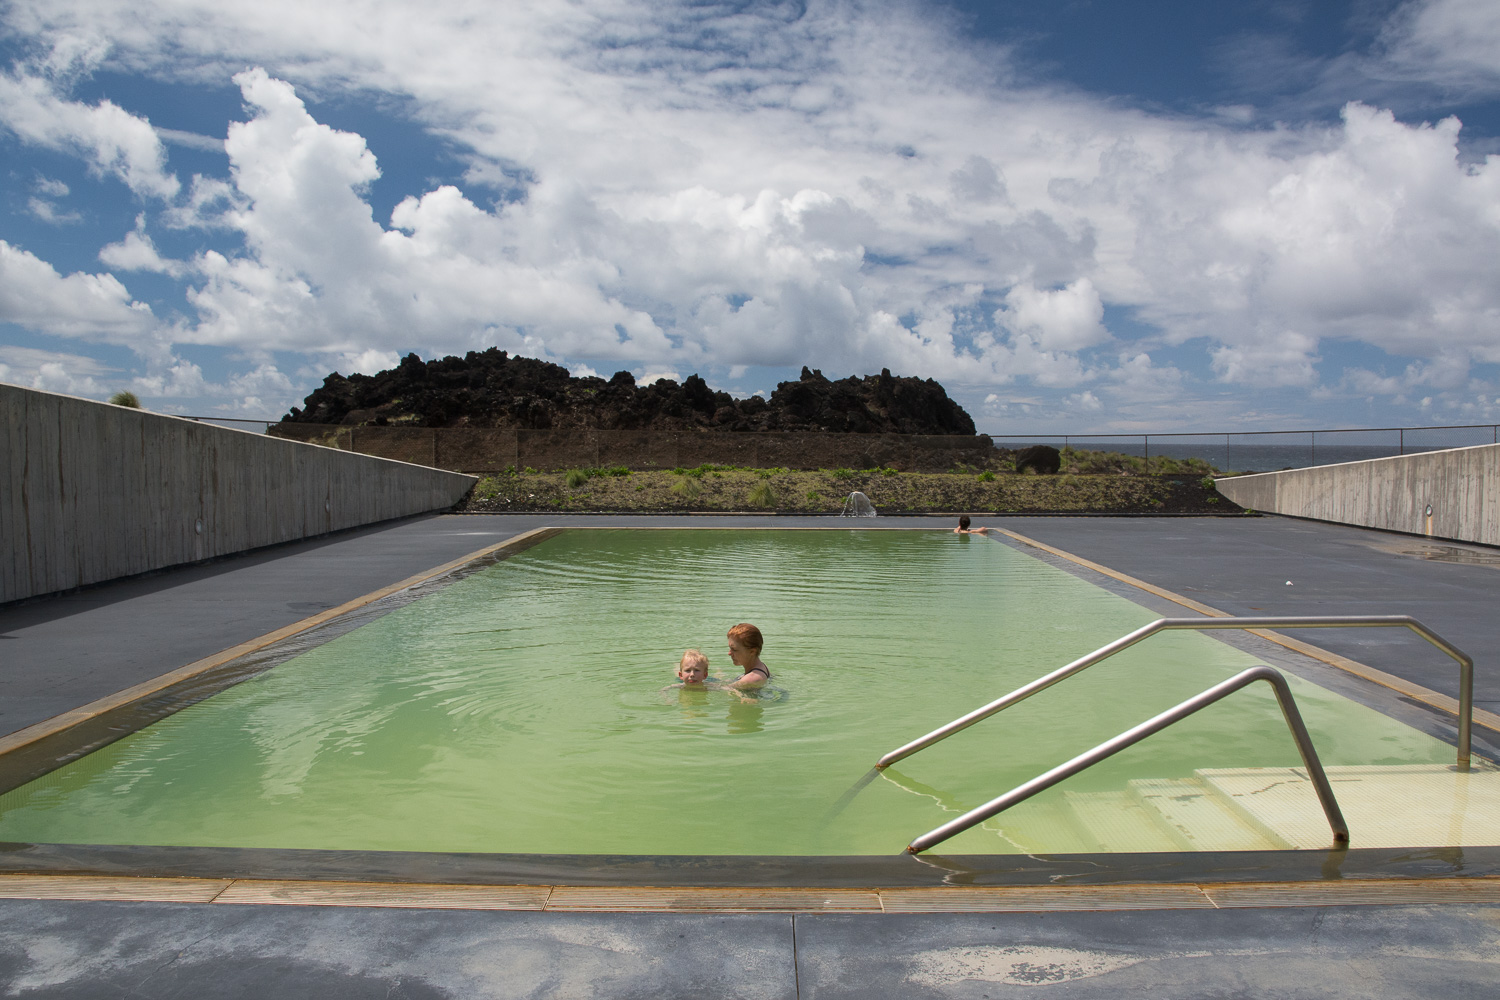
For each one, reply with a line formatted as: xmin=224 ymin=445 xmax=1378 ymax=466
xmin=281 ymin=350 xmax=977 ymax=435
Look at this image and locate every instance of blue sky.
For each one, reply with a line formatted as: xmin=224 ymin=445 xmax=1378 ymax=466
xmin=1 ymin=0 xmax=1498 ymax=434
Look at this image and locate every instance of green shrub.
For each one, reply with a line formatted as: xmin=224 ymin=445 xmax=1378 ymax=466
xmin=1056 ymin=446 xmax=1221 ymax=477
xmin=671 ymin=476 xmax=702 ymax=501
xmin=523 ymin=467 xmax=539 ymax=475
xmin=806 ymin=489 xmax=823 ymax=502
xmin=108 ymin=391 xmax=141 ymax=408
xmin=830 ymin=467 xmax=855 ymax=480
xmin=1200 ymin=475 xmax=1217 ymax=490
xmin=747 ymin=481 xmax=776 ymax=507
xmin=977 ymin=471 xmax=996 ymax=482
xmin=565 ymin=469 xmax=588 ymax=488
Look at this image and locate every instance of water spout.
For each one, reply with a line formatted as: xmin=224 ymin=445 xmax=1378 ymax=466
xmin=840 ymin=491 xmax=876 ymax=517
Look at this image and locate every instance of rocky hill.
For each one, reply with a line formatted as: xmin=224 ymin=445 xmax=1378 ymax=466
xmin=280 ymin=350 xmax=977 ymax=435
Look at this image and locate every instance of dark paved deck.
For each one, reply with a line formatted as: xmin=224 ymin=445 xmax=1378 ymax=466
xmin=3 ymin=511 xmax=1499 ymax=997
xmin=1 ymin=898 xmax=1496 ymax=998
xmin=990 ymin=515 xmax=1500 ymax=714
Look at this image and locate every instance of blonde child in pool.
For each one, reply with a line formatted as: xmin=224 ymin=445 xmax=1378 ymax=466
xmin=668 ymin=649 xmax=716 ymax=689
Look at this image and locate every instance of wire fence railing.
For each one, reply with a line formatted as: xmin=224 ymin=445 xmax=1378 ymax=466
xmin=170 ymin=414 xmax=279 ymax=432
xmin=991 ymin=423 xmax=1500 ymax=473
xmin=172 ymin=413 xmax=1500 ymax=474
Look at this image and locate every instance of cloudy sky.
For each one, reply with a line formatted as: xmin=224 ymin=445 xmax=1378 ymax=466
xmin=1 ymin=0 xmax=1498 ymax=434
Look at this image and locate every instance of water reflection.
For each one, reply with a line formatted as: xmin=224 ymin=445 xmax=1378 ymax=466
xmin=727 ymin=694 xmax=764 ymax=734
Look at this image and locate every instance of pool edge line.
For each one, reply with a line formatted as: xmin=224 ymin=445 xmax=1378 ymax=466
xmin=0 ymin=873 xmax=1497 ymax=912
xmin=0 ymin=526 xmax=562 ymax=761
xmin=988 ymin=526 xmax=1500 ymax=741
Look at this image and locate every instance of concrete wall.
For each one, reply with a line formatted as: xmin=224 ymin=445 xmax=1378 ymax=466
xmin=1215 ymin=443 xmax=1500 ymax=546
xmin=2 ymin=384 xmax=476 ymax=604
xmin=266 ymin=423 xmax=997 ymax=473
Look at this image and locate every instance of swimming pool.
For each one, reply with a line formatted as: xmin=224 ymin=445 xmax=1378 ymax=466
xmin=0 ymin=529 xmax=1462 ymax=857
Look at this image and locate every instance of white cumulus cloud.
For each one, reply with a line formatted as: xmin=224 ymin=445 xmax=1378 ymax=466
xmin=0 ymin=0 xmax=1498 ymax=428
xmin=0 ymin=70 xmax=179 ymax=199
xmin=0 ymin=240 xmax=155 ymax=338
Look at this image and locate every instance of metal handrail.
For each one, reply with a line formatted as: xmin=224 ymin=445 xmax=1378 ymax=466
xmin=876 ymin=615 xmax=1475 ymax=772
xmin=906 ymin=665 xmax=1350 ymax=854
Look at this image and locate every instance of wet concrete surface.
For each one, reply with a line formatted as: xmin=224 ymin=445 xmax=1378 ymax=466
xmin=0 ymin=900 xmax=796 ymax=999
xmin=795 ymin=904 xmax=1500 ymax=999
xmin=1 ymin=898 xmax=1497 ymax=999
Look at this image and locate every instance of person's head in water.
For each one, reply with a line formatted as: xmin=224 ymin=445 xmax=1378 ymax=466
xmin=677 ymin=649 xmax=710 ymax=685
xmin=958 ymin=516 xmax=971 ymax=531
xmin=727 ymin=623 xmax=762 ymax=659
xmin=726 ymin=623 xmax=769 ymax=689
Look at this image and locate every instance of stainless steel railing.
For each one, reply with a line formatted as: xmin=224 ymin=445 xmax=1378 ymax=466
xmin=905 ymin=665 xmax=1349 ymax=854
xmin=876 ymin=615 xmax=1475 ymax=772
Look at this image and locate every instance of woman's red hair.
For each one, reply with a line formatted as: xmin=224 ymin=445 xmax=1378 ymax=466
xmin=727 ymin=622 xmax=763 ymax=651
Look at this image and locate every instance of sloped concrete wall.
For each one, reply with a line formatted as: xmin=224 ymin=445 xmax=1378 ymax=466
xmin=1 ymin=384 xmax=476 ymax=603
xmin=1215 ymin=443 xmax=1500 ymax=546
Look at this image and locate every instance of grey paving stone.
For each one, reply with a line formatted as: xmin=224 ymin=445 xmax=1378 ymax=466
xmin=794 ymin=904 xmax=1500 ymax=999
xmin=989 ymin=515 xmax=1500 ymax=705
xmin=0 ymin=899 xmax=796 ymax=1000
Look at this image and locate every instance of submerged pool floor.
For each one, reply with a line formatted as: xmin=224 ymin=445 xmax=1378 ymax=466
xmin=0 ymin=529 xmax=1477 ymax=856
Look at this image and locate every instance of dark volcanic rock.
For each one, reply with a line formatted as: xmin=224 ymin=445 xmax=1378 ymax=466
xmin=281 ymin=351 xmax=976 ymax=435
xmin=1014 ymin=444 xmax=1062 ymax=474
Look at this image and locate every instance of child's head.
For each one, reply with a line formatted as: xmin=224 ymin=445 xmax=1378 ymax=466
xmin=959 ymin=515 xmax=971 ymax=530
xmin=677 ymin=649 xmax=710 ymax=684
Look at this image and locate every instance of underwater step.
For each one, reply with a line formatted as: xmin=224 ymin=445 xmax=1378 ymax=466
xmin=1200 ymin=763 xmax=1500 ymax=850
xmin=1129 ymin=778 xmax=1289 ymax=851
xmin=1064 ymin=789 xmax=1187 ymax=853
xmin=989 ymin=800 xmax=1099 ymax=854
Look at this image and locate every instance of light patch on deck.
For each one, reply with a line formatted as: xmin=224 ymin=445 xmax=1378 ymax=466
xmin=908 ymin=944 xmax=1145 ymax=986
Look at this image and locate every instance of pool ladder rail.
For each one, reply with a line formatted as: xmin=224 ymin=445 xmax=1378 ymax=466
xmin=880 ymin=615 xmax=1475 ymax=855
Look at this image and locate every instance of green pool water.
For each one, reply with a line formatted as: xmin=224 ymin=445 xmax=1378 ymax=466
xmin=0 ymin=529 xmax=1455 ymax=856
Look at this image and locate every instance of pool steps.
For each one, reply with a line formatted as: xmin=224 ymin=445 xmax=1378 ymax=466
xmin=1000 ymin=764 xmax=1500 ymax=854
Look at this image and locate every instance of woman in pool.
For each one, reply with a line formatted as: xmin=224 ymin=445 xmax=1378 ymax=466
xmin=954 ymin=515 xmax=989 ymax=534
xmin=725 ymin=622 xmax=770 ymax=691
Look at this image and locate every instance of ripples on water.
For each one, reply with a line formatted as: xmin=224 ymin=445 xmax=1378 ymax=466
xmin=0 ymin=529 xmax=1456 ymax=856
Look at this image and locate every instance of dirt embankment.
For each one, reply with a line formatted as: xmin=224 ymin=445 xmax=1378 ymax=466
xmin=458 ymin=467 xmax=1244 ymax=515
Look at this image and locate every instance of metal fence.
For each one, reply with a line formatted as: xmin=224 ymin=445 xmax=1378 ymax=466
xmin=991 ymin=423 xmax=1500 ymax=473
xmin=171 ymin=414 xmax=279 ymax=432
xmin=175 ymin=414 xmax=1500 ymax=475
